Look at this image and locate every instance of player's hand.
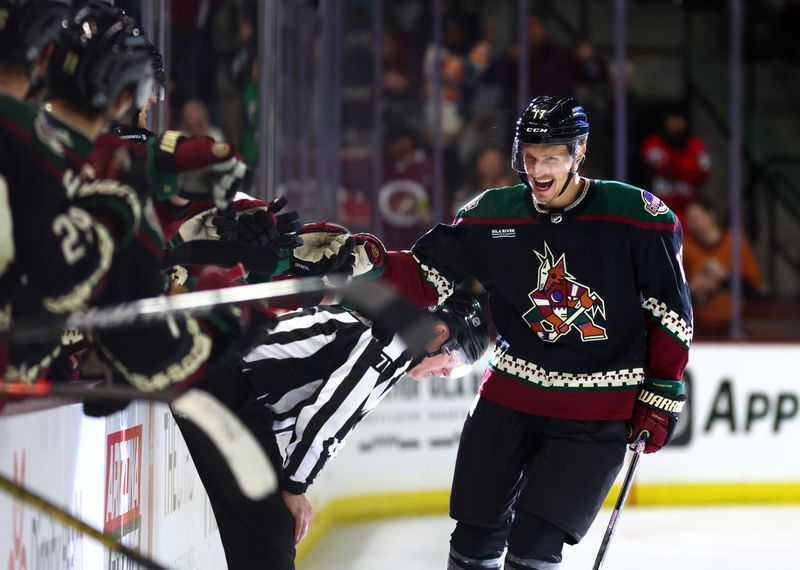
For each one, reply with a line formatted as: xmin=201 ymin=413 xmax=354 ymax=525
xmin=154 ymin=131 xmax=249 ymax=210
xmin=281 ymin=491 xmax=313 ymax=544
xmin=351 ymin=233 xmax=387 ymax=278
xmin=194 ymin=264 xmax=248 ymax=291
xmin=237 ymin=197 xmax=302 ymax=249
xmin=290 ymin=222 xmax=355 ymax=276
xmin=627 ymin=378 xmax=686 ymax=453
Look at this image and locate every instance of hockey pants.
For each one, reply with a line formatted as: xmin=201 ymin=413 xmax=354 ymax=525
xmin=448 ymin=397 xmax=627 ymax=569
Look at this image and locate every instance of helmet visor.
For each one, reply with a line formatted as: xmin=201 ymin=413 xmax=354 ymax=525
xmin=511 ymin=138 xmax=526 ymax=173
xmin=134 ymin=75 xmax=155 ymax=110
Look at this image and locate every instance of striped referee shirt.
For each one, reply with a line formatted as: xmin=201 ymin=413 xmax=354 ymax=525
xmin=239 ymin=306 xmax=414 ymax=494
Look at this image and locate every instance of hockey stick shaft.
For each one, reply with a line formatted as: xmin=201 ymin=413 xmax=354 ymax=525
xmin=5 ymin=276 xmax=330 ymax=344
xmin=591 ymin=430 xmax=649 ymax=570
xmin=5 ymin=277 xmax=434 ymax=354
xmin=0 ymin=471 xmax=168 ymax=570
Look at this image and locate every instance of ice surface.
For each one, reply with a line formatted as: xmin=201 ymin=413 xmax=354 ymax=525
xmin=299 ymin=506 xmax=800 ymax=570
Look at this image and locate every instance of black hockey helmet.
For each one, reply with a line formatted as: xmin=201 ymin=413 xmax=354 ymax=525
xmin=429 ymin=290 xmax=490 ymax=365
xmin=46 ymin=0 xmax=154 ymax=116
xmin=0 ymin=0 xmax=71 ymax=73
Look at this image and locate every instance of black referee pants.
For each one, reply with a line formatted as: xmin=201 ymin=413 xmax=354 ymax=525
xmin=175 ymin=370 xmax=296 ymax=570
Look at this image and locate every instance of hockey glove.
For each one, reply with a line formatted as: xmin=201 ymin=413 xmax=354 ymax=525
xmin=627 ymin=378 xmax=686 ymax=454
xmin=290 ymin=222 xmax=355 ymax=276
xmin=351 ymin=233 xmax=387 ymax=278
xmin=150 ymin=131 xmax=249 ymax=210
xmin=233 ymin=197 xmax=302 ymax=250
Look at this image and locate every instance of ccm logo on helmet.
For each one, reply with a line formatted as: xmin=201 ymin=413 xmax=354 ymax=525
xmin=638 ymin=389 xmax=685 ymax=413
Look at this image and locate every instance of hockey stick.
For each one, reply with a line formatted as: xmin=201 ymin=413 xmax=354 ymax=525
xmin=4 ymin=277 xmax=434 ymax=354
xmin=0 ymin=470 xmax=168 ymax=570
xmin=2 ymin=278 xmax=432 ymax=501
xmin=0 ymin=381 xmax=278 ymax=501
xmin=591 ymin=430 xmax=649 ymax=570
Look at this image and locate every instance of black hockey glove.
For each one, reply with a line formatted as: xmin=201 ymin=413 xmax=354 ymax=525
xmin=235 ymin=198 xmax=302 ymax=250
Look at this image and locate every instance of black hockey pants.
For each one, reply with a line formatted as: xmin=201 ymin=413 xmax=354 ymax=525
xmin=448 ymin=396 xmax=627 ymax=569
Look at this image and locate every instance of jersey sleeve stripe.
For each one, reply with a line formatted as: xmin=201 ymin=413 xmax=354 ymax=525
xmin=453 ymin=217 xmax=541 ymax=225
xmin=412 ymin=254 xmax=453 ymax=305
xmin=576 ymin=213 xmax=678 ymax=232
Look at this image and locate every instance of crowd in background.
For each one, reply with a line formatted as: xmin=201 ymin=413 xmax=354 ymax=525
xmin=115 ymin=0 xmax=798 ymax=341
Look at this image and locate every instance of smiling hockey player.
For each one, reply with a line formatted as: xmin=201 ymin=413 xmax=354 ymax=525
xmin=318 ymin=95 xmax=693 ymax=569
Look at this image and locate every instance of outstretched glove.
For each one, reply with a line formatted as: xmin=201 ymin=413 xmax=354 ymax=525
xmin=627 ymin=378 xmax=686 ymax=454
xmin=151 ymin=131 xmax=249 ymax=210
xmin=290 ymin=222 xmax=355 ymax=276
xmin=216 ymin=197 xmax=302 ymax=250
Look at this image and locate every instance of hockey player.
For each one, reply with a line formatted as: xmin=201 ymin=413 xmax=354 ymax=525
xmin=29 ymin=1 xmax=259 ymax=395
xmin=321 ymin=96 xmax=692 ymax=569
xmin=177 ymin=290 xmax=490 ymax=569
xmin=0 ymin=0 xmax=149 ymax=382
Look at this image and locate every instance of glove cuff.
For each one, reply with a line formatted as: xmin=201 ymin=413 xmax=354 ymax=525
xmin=643 ymin=377 xmax=685 ymax=397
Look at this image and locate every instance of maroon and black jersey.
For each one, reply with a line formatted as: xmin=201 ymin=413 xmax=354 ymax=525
xmin=380 ymin=180 xmax=692 ymax=420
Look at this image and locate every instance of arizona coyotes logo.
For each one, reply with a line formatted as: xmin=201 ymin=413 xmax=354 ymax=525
xmin=523 ymin=243 xmax=607 ymax=342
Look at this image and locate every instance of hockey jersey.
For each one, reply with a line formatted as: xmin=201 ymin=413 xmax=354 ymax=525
xmin=383 ymin=180 xmax=692 ymax=420
xmin=0 ymin=94 xmax=140 ymax=381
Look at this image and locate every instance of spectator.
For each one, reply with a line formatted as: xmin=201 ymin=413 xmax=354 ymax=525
xmin=640 ymin=104 xmax=711 ymax=224
xmin=241 ymin=60 xmax=259 ymax=167
xmin=170 ymin=0 xmax=218 ymax=117
xmin=452 ymin=147 xmax=516 ymax=213
xmin=483 ymin=16 xmax=606 ymax=144
xmin=422 ymin=5 xmax=486 ymax=194
xmin=682 ymin=197 xmax=763 ymax=338
xmin=382 ymin=29 xmax=425 ymax=132
xmin=211 ymin=0 xmax=255 ymax=149
xmin=178 ymin=99 xmax=226 ymax=142
xmin=338 ymin=189 xmax=373 ymax=232
xmin=379 ymin=129 xmax=434 ymax=249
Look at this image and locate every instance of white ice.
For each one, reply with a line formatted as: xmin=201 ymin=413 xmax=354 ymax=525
xmin=298 ymin=506 xmax=800 ymax=570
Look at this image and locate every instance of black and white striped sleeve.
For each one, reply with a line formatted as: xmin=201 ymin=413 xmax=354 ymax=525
xmin=238 ymin=306 xmax=412 ymax=494
xmin=280 ymin=328 xmax=410 ymax=494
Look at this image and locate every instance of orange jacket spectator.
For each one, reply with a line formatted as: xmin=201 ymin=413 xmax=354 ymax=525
xmin=682 ymin=199 xmax=762 ymax=336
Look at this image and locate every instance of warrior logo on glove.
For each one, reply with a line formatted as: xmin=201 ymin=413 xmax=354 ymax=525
xmin=522 ymin=242 xmax=607 ymax=343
